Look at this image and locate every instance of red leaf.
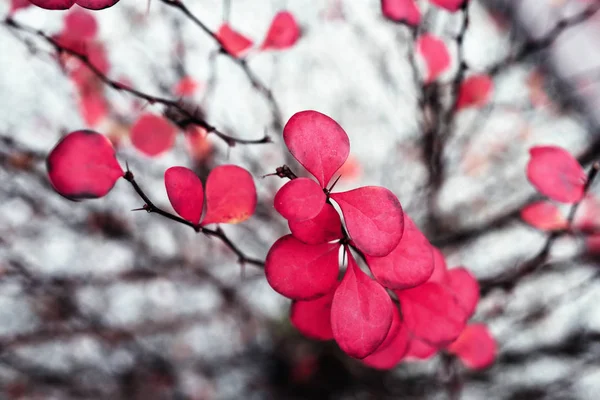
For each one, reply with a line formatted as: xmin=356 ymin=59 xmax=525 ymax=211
xmin=283 ymin=110 xmax=350 ymax=188
xmin=417 ymin=34 xmax=450 ymax=83
xmin=429 ymin=0 xmax=465 ymax=12
xmin=202 ymin=165 xmax=256 ymax=225
xmin=526 ymin=146 xmax=586 ymax=203
xmin=456 ymin=75 xmax=493 ymax=110
xmin=174 ymin=76 xmax=200 ymax=97
xmin=64 ymin=8 xmax=98 ymax=39
xmin=405 ymin=336 xmax=438 ymax=360
xmin=365 ymin=215 xmax=434 ymax=289
xmin=261 ymin=11 xmax=301 ymax=50
xmin=447 ymin=324 xmax=497 ymax=370
xmin=130 ymin=114 xmax=177 ymax=157
xmin=381 ymin=0 xmax=421 ymax=26
xmin=75 ymin=0 xmax=120 ymax=10
xmin=29 ymin=0 xmax=75 ymax=9
xmin=446 ymin=267 xmax=479 ymax=319
xmin=330 ymin=187 xmax=404 ymax=257
xmin=428 ymin=246 xmax=449 ymax=283
xmin=290 ymin=286 xmax=337 ymax=340
xmin=520 ymin=201 xmax=567 ymax=231
xmin=47 ymin=130 xmax=123 ymax=200
xmin=362 ymin=305 xmax=410 ymax=369
xmin=217 ymin=24 xmax=253 ymax=58
xmin=274 ymin=178 xmax=326 ymax=221
xmin=288 ymin=203 xmax=343 ymax=245
xmin=331 ymin=252 xmax=394 ymax=359
xmin=397 ymin=282 xmax=466 ymax=347
xmin=164 ymin=167 xmax=204 ymax=225
xmin=265 ymin=235 xmax=340 ymax=300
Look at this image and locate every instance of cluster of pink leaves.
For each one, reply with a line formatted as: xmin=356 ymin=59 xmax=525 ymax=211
xmin=265 ymin=110 xmax=496 ymax=370
xmin=27 ymin=0 xmax=119 ymax=10
xmin=46 ymin=130 xmax=257 ymax=226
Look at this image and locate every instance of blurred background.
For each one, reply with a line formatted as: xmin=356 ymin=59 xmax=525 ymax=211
xmin=1 ymin=0 xmax=600 ymax=398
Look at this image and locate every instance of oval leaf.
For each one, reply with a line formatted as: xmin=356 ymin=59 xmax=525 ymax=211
xmin=130 ymin=114 xmax=177 ymax=157
xmin=362 ymin=305 xmax=410 ymax=369
xmin=331 ymin=252 xmax=394 ymax=359
xmin=261 ymin=11 xmax=300 ymax=50
xmin=274 ymin=178 xmax=326 ymax=221
xmin=429 ymin=0 xmax=465 ymax=12
xmin=47 ymin=130 xmax=123 ymax=200
xmin=456 ymin=74 xmax=493 ymax=110
xmin=527 ymin=146 xmax=586 ymax=203
xmin=381 ymin=0 xmax=421 ymax=26
xmin=446 ymin=267 xmax=479 ymax=319
xmin=366 ymin=215 xmax=434 ymax=289
xmin=288 ymin=203 xmax=343 ymax=245
xmin=417 ymin=34 xmax=450 ymax=83
xmin=447 ymin=324 xmax=497 ymax=370
xmin=164 ymin=166 xmax=204 ymax=225
xmin=29 ymin=0 xmax=74 ymax=9
xmin=283 ymin=110 xmax=350 ymax=188
xmin=397 ymin=282 xmax=467 ymax=347
xmin=290 ymin=286 xmax=337 ymax=340
xmin=76 ymin=0 xmax=120 ymax=10
xmin=217 ymin=24 xmax=253 ymax=58
xmin=521 ymin=201 xmax=567 ymax=231
xmin=265 ymin=235 xmax=339 ymax=300
xmin=202 ymin=165 xmax=256 ymax=225
xmin=331 ymin=187 xmax=404 ymax=257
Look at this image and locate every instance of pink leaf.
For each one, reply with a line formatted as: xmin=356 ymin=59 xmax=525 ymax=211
xmin=456 ymin=75 xmax=493 ymax=110
xmin=217 ymin=24 xmax=253 ymax=58
xmin=75 ymin=0 xmax=120 ymax=10
xmin=47 ymin=130 xmax=123 ymax=200
xmin=274 ymin=178 xmax=326 ymax=221
xmin=78 ymin=90 xmax=108 ymax=127
xmin=283 ymin=110 xmax=350 ymax=188
xmin=381 ymin=0 xmax=421 ymax=26
xmin=365 ymin=215 xmax=434 ymax=289
xmin=290 ymin=286 xmax=337 ymax=340
xmin=331 ymin=252 xmax=394 ymax=359
xmin=174 ymin=76 xmax=200 ymax=97
xmin=265 ymin=235 xmax=340 ymax=300
xmin=521 ymin=201 xmax=567 ymax=231
xmin=130 ymin=114 xmax=177 ymax=157
xmin=397 ymin=282 xmax=467 ymax=347
xmin=417 ymin=34 xmax=450 ymax=83
xmin=427 ymin=246 xmax=449 ymax=283
xmin=261 ymin=11 xmax=301 ymax=50
xmin=362 ymin=305 xmax=410 ymax=369
xmin=64 ymin=8 xmax=98 ymax=39
xmin=331 ymin=187 xmax=404 ymax=257
xmin=446 ymin=267 xmax=479 ymax=319
xmin=429 ymin=0 xmax=465 ymax=12
xmin=202 ymin=165 xmax=256 ymax=225
xmin=288 ymin=203 xmax=343 ymax=244
xmin=447 ymin=324 xmax=497 ymax=370
xmin=29 ymin=0 xmax=75 ymax=9
xmin=526 ymin=146 xmax=586 ymax=203
xmin=164 ymin=166 xmax=204 ymax=225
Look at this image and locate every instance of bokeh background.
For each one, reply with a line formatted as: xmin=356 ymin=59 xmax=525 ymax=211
xmin=1 ymin=0 xmax=600 ymax=398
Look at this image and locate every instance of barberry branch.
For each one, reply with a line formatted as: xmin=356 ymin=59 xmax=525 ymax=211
xmin=2 ymin=17 xmax=271 ymax=147
xmin=123 ymin=169 xmax=265 ymax=268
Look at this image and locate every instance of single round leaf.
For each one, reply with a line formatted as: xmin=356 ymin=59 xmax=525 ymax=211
xmin=331 ymin=252 xmax=394 ymax=359
xmin=417 ymin=34 xmax=450 ymax=83
xmin=265 ymin=235 xmax=340 ymax=300
xmin=521 ymin=201 xmax=567 ymax=231
xmin=29 ymin=0 xmax=75 ymax=9
xmin=76 ymin=0 xmax=120 ymax=10
xmin=202 ymin=165 xmax=257 ymax=225
xmin=47 ymin=130 xmax=123 ymax=200
xmin=381 ymin=0 xmax=421 ymax=26
xmin=365 ymin=215 xmax=434 ymax=289
xmin=397 ymin=282 xmax=467 ymax=347
xmin=456 ymin=75 xmax=493 ymax=110
xmin=283 ymin=110 xmax=350 ymax=188
xmin=446 ymin=267 xmax=479 ymax=320
xmin=274 ymin=178 xmax=326 ymax=221
xmin=217 ymin=24 xmax=253 ymax=58
xmin=526 ymin=146 xmax=586 ymax=203
xmin=288 ymin=203 xmax=343 ymax=245
xmin=447 ymin=324 xmax=497 ymax=370
xmin=427 ymin=246 xmax=448 ymax=283
xmin=130 ymin=114 xmax=177 ymax=157
xmin=290 ymin=286 xmax=337 ymax=340
xmin=164 ymin=166 xmax=204 ymax=225
xmin=429 ymin=0 xmax=465 ymax=12
xmin=405 ymin=336 xmax=438 ymax=360
xmin=261 ymin=11 xmax=300 ymax=50
xmin=331 ymin=187 xmax=404 ymax=257
xmin=362 ymin=305 xmax=410 ymax=370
